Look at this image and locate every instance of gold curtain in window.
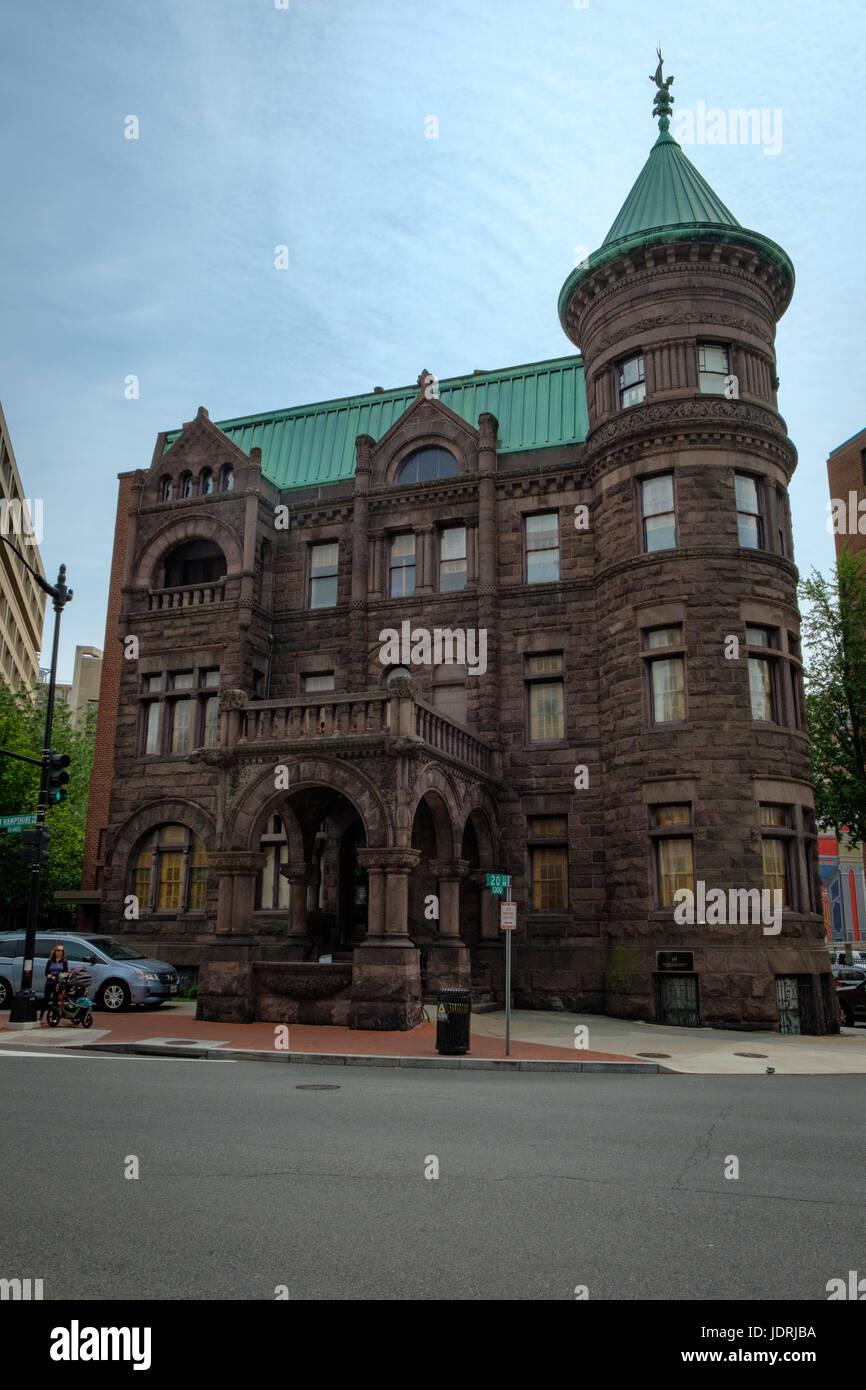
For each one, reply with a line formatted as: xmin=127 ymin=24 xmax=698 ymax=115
xmin=530 ymin=682 xmax=564 ymax=740
xmin=188 ymin=840 xmax=208 ymax=909
xmin=651 ymin=658 xmax=685 ymax=722
xmin=658 ymin=837 xmax=693 ymax=906
xmin=157 ymin=852 xmax=184 ymax=909
xmin=762 ymin=838 xmax=789 ymax=905
xmin=531 ymin=846 xmax=567 ymax=909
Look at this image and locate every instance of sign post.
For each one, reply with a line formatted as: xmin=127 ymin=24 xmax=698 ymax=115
xmin=0 ymin=814 xmax=37 ymax=834
xmin=488 ymin=872 xmax=515 ymax=1055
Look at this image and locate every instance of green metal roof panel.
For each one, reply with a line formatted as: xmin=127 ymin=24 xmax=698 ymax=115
xmin=163 ymin=357 xmax=588 ymax=490
xmin=603 ymin=132 xmax=740 ymax=245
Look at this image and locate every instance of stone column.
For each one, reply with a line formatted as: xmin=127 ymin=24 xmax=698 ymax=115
xmin=351 ymin=437 xmax=372 ymax=607
xmin=426 ymin=858 xmax=472 ymax=990
xmin=351 ymin=847 xmax=424 ymax=1029
xmin=280 ymin=861 xmax=312 ymax=959
xmin=211 ymin=851 xmax=267 ymax=935
xmin=415 ymin=524 xmax=435 ymax=595
xmin=369 ymin=530 xmax=385 ymax=599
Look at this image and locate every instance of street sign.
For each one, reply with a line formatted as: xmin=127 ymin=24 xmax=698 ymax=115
xmin=0 ymin=814 xmax=36 ymax=834
xmin=486 ymin=872 xmax=510 ymax=896
xmin=500 ymin=902 xmax=517 ymax=929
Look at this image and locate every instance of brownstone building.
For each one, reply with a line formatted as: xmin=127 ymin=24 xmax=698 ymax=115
xmin=82 ymin=69 xmax=833 ymax=1034
xmin=827 ymin=426 xmax=866 ymax=562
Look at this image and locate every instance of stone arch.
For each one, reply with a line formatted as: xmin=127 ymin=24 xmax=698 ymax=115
xmin=459 ymin=785 xmax=502 ymax=865
xmin=408 ymin=763 xmax=463 ymax=858
xmin=133 ymin=513 xmax=244 ymax=590
xmin=246 ymin=792 xmax=305 ymax=862
xmin=229 ymin=756 xmax=393 ymax=851
xmin=109 ymin=798 xmax=215 ymax=867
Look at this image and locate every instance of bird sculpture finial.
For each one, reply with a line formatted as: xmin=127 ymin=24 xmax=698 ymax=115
xmin=649 ymin=47 xmax=675 ymax=133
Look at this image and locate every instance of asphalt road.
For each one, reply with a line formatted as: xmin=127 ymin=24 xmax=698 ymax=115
xmin=1 ymin=1051 xmax=862 ymax=1300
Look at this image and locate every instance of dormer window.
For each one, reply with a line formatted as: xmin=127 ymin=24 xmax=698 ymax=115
xmin=219 ymin=464 xmax=234 ymax=493
xmin=199 ymin=468 xmax=214 ymax=496
xmin=159 ymin=476 xmax=173 ymax=502
xmin=396 ymin=447 xmax=459 ymax=484
xmin=179 ymin=472 xmax=193 ymax=499
xmin=619 ymin=353 xmax=646 ymax=409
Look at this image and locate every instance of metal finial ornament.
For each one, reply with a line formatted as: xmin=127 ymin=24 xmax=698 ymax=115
xmin=650 ymin=46 xmax=674 ymax=133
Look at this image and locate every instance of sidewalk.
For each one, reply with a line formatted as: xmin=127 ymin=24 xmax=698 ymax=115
xmin=2 ymin=1002 xmax=865 ymax=1073
xmin=0 ymin=1001 xmax=651 ymax=1072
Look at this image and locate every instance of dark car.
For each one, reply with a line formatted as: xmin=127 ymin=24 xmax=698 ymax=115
xmin=833 ymin=966 xmax=866 ymax=1026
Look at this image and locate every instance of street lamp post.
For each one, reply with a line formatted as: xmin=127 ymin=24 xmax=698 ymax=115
xmin=8 ymin=564 xmax=73 ymax=1024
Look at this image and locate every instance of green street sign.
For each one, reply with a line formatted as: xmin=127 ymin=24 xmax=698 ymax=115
xmin=486 ymin=872 xmax=510 ymax=896
xmin=0 ymin=813 xmax=37 ymax=834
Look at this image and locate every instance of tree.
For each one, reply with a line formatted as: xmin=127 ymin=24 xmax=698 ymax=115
xmin=0 ymin=683 xmax=94 ymax=930
xmin=800 ymin=546 xmax=866 ymax=848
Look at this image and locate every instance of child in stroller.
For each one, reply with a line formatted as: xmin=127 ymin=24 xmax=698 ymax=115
xmin=45 ymin=968 xmax=94 ymax=1028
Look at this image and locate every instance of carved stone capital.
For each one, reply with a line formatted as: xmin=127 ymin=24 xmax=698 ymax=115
xmin=279 ymin=861 xmax=312 ymax=884
xmin=357 ymin=847 xmax=422 ymax=876
xmin=429 ymin=858 xmax=471 ymax=882
xmin=186 ymin=747 xmax=235 ymax=769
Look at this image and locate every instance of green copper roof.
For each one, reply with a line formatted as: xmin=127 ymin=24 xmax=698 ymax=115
xmin=603 ymin=131 xmax=740 ymax=245
xmin=164 ymin=357 xmax=588 ymax=490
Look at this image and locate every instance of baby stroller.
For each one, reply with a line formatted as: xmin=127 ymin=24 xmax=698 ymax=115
xmin=46 ymin=968 xmax=94 ymax=1029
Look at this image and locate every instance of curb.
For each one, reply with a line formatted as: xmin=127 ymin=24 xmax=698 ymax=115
xmin=85 ymin=1041 xmax=668 ymax=1072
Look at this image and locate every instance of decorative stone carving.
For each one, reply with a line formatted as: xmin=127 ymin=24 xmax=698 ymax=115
xmin=210 ymin=851 xmax=267 ymax=876
xmin=219 ymin=688 xmax=248 ymax=711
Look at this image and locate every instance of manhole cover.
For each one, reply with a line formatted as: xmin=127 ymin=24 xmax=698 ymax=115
xmin=295 ymin=1084 xmax=341 ymax=1091
xmin=636 ymin=1052 xmax=671 ymax=1058
xmin=733 ymin=1052 xmax=767 ymax=1058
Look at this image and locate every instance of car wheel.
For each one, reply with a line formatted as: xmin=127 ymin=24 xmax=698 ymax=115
xmin=98 ymin=980 xmax=131 ymax=1012
xmin=0 ymin=977 xmax=12 ymax=1008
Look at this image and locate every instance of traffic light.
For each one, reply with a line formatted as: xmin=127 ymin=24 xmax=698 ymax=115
xmin=46 ymin=750 xmax=70 ymax=804
xmin=21 ymin=826 xmax=50 ymax=864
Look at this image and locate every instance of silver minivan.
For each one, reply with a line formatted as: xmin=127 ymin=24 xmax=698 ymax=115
xmin=0 ymin=932 xmax=179 ymax=1011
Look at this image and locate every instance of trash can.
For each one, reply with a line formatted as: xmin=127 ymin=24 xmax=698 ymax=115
xmin=435 ymin=987 xmax=471 ymax=1055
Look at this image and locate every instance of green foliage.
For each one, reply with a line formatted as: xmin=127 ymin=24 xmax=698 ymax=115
xmin=0 ymin=685 xmax=94 ymax=929
xmin=800 ymin=547 xmax=866 ymax=847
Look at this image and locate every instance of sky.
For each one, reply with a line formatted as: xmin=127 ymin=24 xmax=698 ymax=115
xmin=0 ymin=0 xmax=863 ymax=679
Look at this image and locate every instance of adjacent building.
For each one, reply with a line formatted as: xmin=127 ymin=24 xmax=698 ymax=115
xmin=82 ymin=64 xmax=833 ymax=1034
xmin=0 ymin=400 xmax=46 ymax=693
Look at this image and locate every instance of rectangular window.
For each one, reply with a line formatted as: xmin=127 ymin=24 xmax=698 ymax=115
xmin=761 ymin=836 xmax=789 ymax=906
xmin=525 ymin=513 xmax=560 ymax=584
xmin=619 ymin=352 xmax=646 ymax=409
xmin=440 ymin=526 xmax=467 ymax=592
xmin=170 ymin=700 xmax=192 ymax=754
xmin=698 ymin=343 xmax=730 ymax=394
xmin=652 ymin=805 xmax=694 ymax=907
xmin=528 ymin=816 xmax=568 ymax=910
xmin=309 ymin=542 xmax=338 ymax=608
xmin=649 ymin=655 xmax=685 ymax=723
xmin=389 ymin=533 xmax=415 ymax=597
xmin=202 ymin=696 xmax=219 ymax=748
xmin=746 ymin=630 xmax=778 ymax=722
xmin=157 ymin=853 xmax=184 ymax=910
xmin=144 ymin=702 xmax=161 ymax=755
xmin=145 ymin=674 xmax=163 ymax=693
xmin=736 ymin=474 xmax=764 ymax=549
xmin=188 ymin=841 xmax=208 ymax=910
xmin=526 ymin=653 xmax=565 ymax=741
xmin=201 ymin=668 xmax=220 ymax=687
xmin=303 ymin=672 xmax=335 ymax=692
xmin=171 ymin=672 xmax=194 ymax=690
xmin=641 ymin=475 xmax=676 ymax=551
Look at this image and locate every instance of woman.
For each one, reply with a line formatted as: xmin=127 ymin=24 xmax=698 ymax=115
xmin=37 ymin=943 xmax=68 ymax=1024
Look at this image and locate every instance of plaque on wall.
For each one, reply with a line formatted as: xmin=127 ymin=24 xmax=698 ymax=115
xmin=656 ymin=950 xmax=694 ymax=973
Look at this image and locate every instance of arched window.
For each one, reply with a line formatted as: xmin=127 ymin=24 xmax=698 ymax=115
xmin=220 ymin=464 xmax=234 ymax=492
xmin=385 ymin=666 xmax=412 ymax=687
xmin=199 ymin=468 xmax=214 ymax=496
xmin=179 ymin=472 xmax=193 ymax=499
xmin=162 ymin=539 xmax=226 ymax=589
xmin=159 ymin=475 xmax=174 ymax=502
xmin=132 ymin=824 xmax=208 ymax=912
xmin=395 ymin=446 xmax=459 ymax=485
